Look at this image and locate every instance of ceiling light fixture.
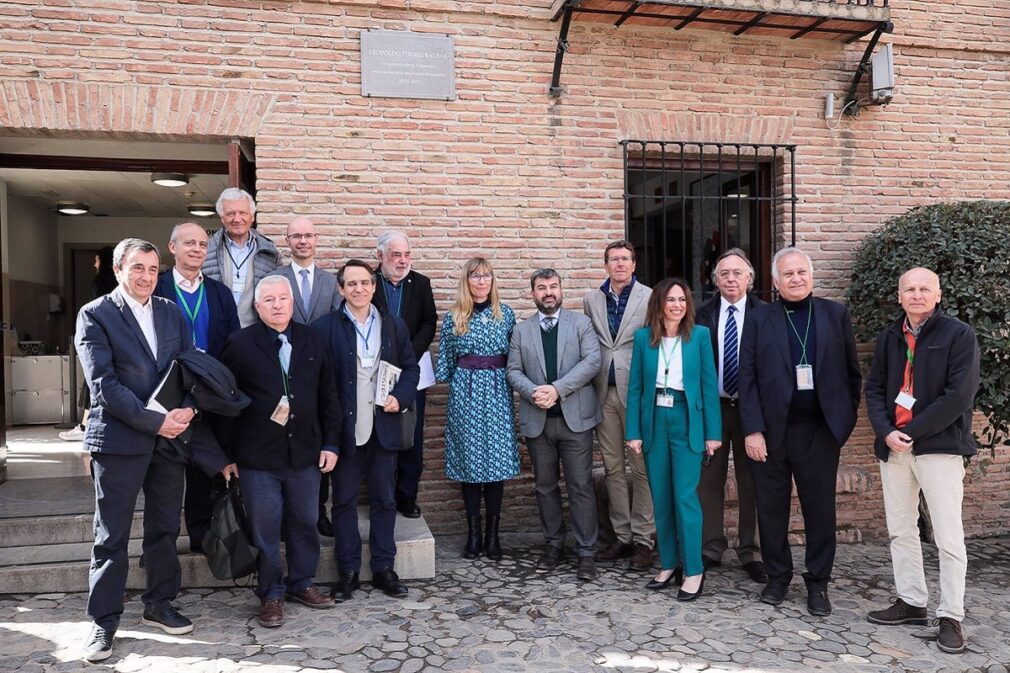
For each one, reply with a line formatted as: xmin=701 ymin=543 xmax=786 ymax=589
xmin=151 ymin=172 xmax=190 ymax=188
xmin=57 ymin=201 xmax=90 ymax=215
xmin=188 ymin=204 xmax=216 ymax=217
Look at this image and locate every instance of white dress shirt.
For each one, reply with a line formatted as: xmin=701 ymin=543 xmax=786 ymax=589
xmin=122 ymin=290 xmax=158 ymax=357
xmin=717 ymin=295 xmax=747 ymax=398
xmin=656 ymin=336 xmax=684 ymax=390
xmin=172 ymin=268 xmax=204 ymax=293
xmin=291 ymin=260 xmax=315 ymax=297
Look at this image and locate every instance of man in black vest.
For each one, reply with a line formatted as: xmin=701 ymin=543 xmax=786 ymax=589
xmin=372 ymin=231 xmax=436 ymax=519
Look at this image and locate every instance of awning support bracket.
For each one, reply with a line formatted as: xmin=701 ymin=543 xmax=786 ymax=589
xmin=843 ymin=21 xmax=893 ymax=116
xmin=549 ymin=1 xmax=577 ymax=97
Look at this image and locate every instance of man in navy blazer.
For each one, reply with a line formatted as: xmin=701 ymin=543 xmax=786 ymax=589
xmin=75 ymin=238 xmax=200 ymax=663
xmin=219 ymin=275 xmax=341 ymax=628
xmin=738 ymin=247 xmax=861 ymax=618
xmin=154 ymin=221 xmax=241 ymax=553
xmin=311 ymin=260 xmax=419 ymax=601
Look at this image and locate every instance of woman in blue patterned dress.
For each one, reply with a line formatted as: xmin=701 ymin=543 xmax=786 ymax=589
xmin=436 ymin=257 xmax=519 ymax=561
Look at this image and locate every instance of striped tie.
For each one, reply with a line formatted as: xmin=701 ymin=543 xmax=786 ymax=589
xmin=723 ymin=305 xmax=739 ymax=396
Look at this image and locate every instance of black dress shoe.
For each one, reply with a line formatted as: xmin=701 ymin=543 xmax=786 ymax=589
xmin=760 ymin=579 xmax=790 ymax=606
xmin=397 ymin=500 xmax=422 ymax=519
xmin=702 ymin=556 xmax=722 ymax=570
xmin=330 ymin=571 xmax=360 ymax=602
xmin=317 ymin=511 xmax=334 ymax=538
xmin=807 ymin=589 xmax=832 ymax=617
xmin=576 ymin=557 xmax=598 ymax=581
xmin=677 ymin=574 xmax=705 ymax=602
xmin=645 ymin=569 xmax=678 ymax=591
xmin=538 ymin=545 xmax=565 ymax=569
xmin=742 ymin=560 xmax=768 ymax=584
xmin=372 ymin=569 xmax=408 ymax=597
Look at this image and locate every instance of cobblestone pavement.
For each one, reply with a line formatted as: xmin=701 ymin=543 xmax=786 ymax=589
xmin=2 ymin=535 xmax=1009 ymax=673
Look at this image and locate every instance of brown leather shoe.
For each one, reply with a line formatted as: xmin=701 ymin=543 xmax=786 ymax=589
xmin=629 ymin=544 xmax=653 ymax=570
xmin=257 ymin=598 xmax=285 ymax=628
xmin=285 ymin=585 xmax=334 ymax=609
xmin=598 ymin=542 xmax=634 ymax=561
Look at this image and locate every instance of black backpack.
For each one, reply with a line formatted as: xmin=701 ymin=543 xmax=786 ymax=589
xmin=203 ymin=479 xmax=259 ymax=581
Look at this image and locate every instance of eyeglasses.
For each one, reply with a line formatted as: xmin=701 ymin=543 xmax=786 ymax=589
xmin=287 ymin=233 xmax=317 ymax=241
xmin=607 ymin=255 xmax=633 ymax=264
xmin=469 ymin=273 xmax=493 ymax=282
xmin=717 ymin=269 xmax=748 ymax=279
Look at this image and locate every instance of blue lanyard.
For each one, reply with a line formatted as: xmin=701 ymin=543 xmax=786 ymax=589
xmin=352 ymin=312 xmax=377 ymax=358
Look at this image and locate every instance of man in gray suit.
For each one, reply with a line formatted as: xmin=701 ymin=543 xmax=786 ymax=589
xmin=270 ymin=216 xmax=341 ymax=536
xmin=582 ymin=240 xmax=655 ymax=570
xmin=272 ymin=216 xmax=340 ymax=325
xmin=508 ymin=269 xmax=602 ymax=581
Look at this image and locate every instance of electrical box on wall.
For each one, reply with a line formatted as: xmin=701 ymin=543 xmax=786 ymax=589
xmin=871 ymin=43 xmax=894 ymax=104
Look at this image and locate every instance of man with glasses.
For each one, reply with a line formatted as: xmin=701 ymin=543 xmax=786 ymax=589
xmin=583 ymin=240 xmax=656 ymax=571
xmin=271 ymin=216 xmax=341 ymax=535
xmin=372 ymin=231 xmax=437 ymax=520
xmin=695 ymin=248 xmax=767 ymax=584
xmin=202 ymin=188 xmax=282 ymax=328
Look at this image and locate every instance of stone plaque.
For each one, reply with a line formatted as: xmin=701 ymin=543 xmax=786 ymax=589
xmin=360 ymin=30 xmax=455 ymax=101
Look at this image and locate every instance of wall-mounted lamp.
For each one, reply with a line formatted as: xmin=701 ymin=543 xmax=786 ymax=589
xmin=188 ymin=204 xmax=216 ymax=217
xmin=151 ymin=172 xmax=189 ymax=188
xmin=57 ymin=201 xmax=90 ymax=215
xmin=825 ymin=93 xmax=835 ymax=119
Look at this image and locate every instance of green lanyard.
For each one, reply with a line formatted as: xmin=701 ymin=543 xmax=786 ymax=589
xmin=173 ymin=281 xmax=206 ymax=346
xmin=783 ymin=300 xmax=813 ymax=366
xmin=659 ymin=336 xmax=680 ymax=391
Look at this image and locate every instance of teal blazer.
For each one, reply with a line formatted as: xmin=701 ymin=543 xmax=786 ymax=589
xmin=625 ymin=325 xmax=722 ymax=454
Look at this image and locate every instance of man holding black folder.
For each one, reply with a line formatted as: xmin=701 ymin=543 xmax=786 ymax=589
xmin=311 ymin=259 xmax=420 ymax=601
xmin=75 ymin=238 xmax=200 ymax=663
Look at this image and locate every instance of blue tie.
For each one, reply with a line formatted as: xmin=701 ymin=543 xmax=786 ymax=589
xmin=277 ymin=333 xmax=291 ymax=375
xmin=723 ymin=305 xmax=739 ymax=396
xmin=299 ymin=269 xmax=311 ymax=316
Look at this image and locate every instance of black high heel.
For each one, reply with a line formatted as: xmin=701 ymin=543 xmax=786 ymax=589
xmin=677 ymin=573 xmax=705 ymax=602
xmin=646 ymin=568 xmax=678 ymax=591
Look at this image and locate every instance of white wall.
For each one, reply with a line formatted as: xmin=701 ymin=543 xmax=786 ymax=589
xmin=7 ymin=194 xmax=58 ymax=286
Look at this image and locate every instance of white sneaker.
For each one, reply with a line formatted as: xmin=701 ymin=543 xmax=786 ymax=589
xmin=59 ymin=425 xmax=86 ymax=441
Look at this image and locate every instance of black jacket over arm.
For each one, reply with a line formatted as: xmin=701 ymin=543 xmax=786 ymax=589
xmin=738 ymin=296 xmax=862 ymax=451
xmin=311 ymin=304 xmax=419 ymax=454
xmin=219 ymin=321 xmax=341 ymax=471
xmin=372 ymin=269 xmax=437 ymax=359
xmin=864 ymin=311 xmax=979 ymax=461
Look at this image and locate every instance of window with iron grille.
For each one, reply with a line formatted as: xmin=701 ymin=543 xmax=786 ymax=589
xmin=622 ymin=141 xmax=797 ymax=301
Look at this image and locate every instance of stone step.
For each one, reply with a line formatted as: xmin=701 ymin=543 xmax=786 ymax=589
xmin=0 ymin=507 xmax=435 ymax=593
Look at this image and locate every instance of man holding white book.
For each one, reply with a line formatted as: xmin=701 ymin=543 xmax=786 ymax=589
xmin=310 ymin=259 xmax=420 ymax=600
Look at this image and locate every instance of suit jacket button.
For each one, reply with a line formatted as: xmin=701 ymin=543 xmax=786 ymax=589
xmin=289 ymin=414 xmax=295 ymax=420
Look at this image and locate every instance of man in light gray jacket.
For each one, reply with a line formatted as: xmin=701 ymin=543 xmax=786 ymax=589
xmin=202 ymin=188 xmax=282 ymax=328
xmin=508 ymin=269 xmax=602 ymax=581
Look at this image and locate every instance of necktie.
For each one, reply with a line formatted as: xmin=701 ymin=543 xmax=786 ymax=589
xmin=723 ymin=305 xmax=739 ymax=396
xmin=299 ymin=269 xmax=311 ymax=316
xmin=541 ymin=316 xmax=557 ymax=332
xmin=277 ymin=334 xmax=291 ymax=375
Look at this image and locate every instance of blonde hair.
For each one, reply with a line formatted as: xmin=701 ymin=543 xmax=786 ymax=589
xmin=451 ymin=257 xmax=502 ymax=336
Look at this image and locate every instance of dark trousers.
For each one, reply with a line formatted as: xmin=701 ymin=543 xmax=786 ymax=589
xmin=88 ymin=450 xmax=185 ymax=630
xmin=749 ymin=419 xmax=840 ymax=590
xmin=698 ymin=399 xmax=760 ymax=564
xmin=526 ymin=416 xmax=599 ymax=557
xmin=329 ymin=433 xmax=398 ymax=573
xmin=395 ymin=389 xmax=426 ymax=505
xmin=184 ymin=465 xmax=213 ymax=551
xmin=241 ymin=463 xmax=322 ymax=600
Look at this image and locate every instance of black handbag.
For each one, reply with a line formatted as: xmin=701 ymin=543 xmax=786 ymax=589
xmin=400 ymin=406 xmax=417 ymax=451
xmin=203 ymin=478 xmax=259 ymax=581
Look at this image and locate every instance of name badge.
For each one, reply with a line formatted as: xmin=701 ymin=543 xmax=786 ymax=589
xmin=796 ymin=365 xmax=814 ymax=390
xmin=895 ymin=390 xmax=916 ymax=411
xmin=361 ymin=355 xmax=376 ymax=369
xmin=656 ymin=393 xmax=675 ymax=408
xmin=270 ymin=395 xmax=290 ymax=426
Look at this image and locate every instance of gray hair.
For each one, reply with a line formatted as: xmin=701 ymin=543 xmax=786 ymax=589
xmin=376 ymin=230 xmax=410 ymax=255
xmin=215 ymin=188 xmax=256 ymax=216
xmin=771 ymin=247 xmax=814 ymax=281
xmin=113 ymin=238 xmax=160 ymax=269
xmin=711 ymin=248 xmax=756 ymax=290
xmin=169 ymin=221 xmax=202 ymax=245
xmin=254 ymin=274 xmax=292 ymax=303
xmin=530 ymin=268 xmax=561 ymax=290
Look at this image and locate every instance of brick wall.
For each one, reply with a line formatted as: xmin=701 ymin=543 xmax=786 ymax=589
xmin=1 ymin=0 xmax=1007 ymax=538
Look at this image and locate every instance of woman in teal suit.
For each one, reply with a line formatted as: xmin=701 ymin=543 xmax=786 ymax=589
xmin=626 ymin=277 xmax=722 ymax=600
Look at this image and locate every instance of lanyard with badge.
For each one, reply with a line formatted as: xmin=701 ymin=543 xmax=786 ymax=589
xmin=353 ymin=312 xmax=378 ymax=368
xmin=656 ymin=337 xmax=680 ymax=407
xmin=224 ymin=240 xmax=255 ymax=279
xmin=270 ymin=349 xmax=291 ymax=426
xmin=784 ymin=301 xmax=815 ymax=390
xmin=895 ymin=327 xmax=917 ymax=411
xmin=172 ymin=281 xmax=205 ymax=348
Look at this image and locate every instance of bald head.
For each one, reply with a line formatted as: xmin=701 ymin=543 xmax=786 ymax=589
xmin=286 ymin=216 xmax=318 ymax=264
xmin=898 ymin=267 xmax=941 ymax=326
xmin=168 ymin=222 xmax=209 ymax=279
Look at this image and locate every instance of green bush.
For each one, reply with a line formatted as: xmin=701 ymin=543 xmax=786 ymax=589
xmin=846 ymin=201 xmax=1010 ymax=449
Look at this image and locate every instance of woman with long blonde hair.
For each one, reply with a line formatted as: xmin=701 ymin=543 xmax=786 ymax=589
xmin=435 ymin=257 xmax=519 ymax=560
